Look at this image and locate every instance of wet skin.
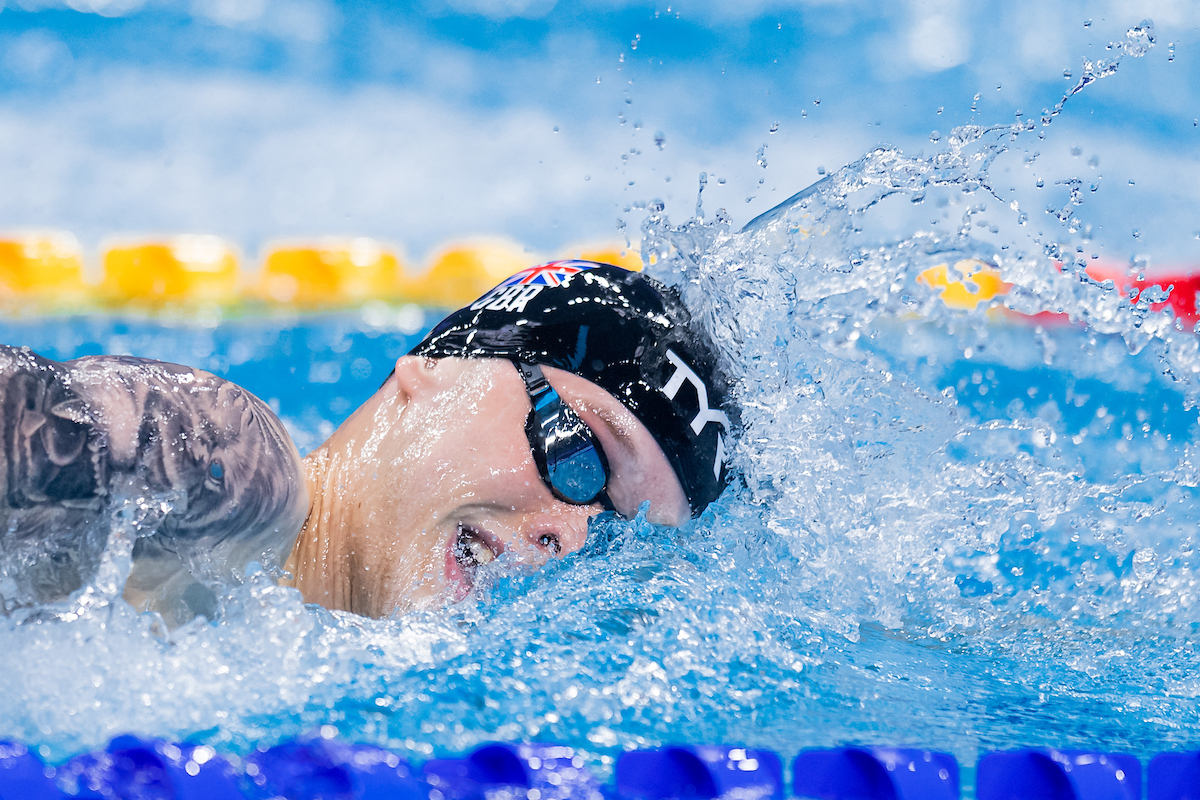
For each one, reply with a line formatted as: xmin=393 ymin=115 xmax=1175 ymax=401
xmin=284 ymin=356 xmax=689 ymax=617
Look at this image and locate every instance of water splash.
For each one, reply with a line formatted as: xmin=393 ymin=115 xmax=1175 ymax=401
xmin=0 ymin=17 xmax=1195 ymax=771
xmin=1043 ymin=20 xmax=1156 ymax=125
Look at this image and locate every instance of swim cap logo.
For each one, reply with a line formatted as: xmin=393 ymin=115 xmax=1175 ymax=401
xmin=472 ymin=284 xmax=545 ymax=314
xmin=470 ymin=261 xmax=597 ymax=314
xmin=661 ymin=349 xmax=729 ymax=479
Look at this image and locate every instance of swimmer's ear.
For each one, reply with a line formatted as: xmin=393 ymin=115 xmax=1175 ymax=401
xmin=389 ymin=355 xmax=439 ymax=402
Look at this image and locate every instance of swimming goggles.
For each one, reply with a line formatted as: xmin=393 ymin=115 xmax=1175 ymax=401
xmin=515 ymin=361 xmax=613 ymax=508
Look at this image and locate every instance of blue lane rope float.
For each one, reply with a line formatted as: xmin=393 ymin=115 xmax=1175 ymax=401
xmin=41 ymin=735 xmax=243 ymax=800
xmin=977 ymin=750 xmax=1141 ymax=800
xmin=245 ymin=738 xmax=424 ymax=800
xmin=423 ymin=742 xmax=604 ymax=800
xmin=1150 ymin=753 xmax=1200 ymax=800
xmin=5 ymin=738 xmax=1200 ymax=799
xmin=0 ymin=741 xmax=60 ymax=800
xmin=793 ymin=747 xmax=959 ymax=800
xmin=616 ymin=745 xmax=783 ymax=800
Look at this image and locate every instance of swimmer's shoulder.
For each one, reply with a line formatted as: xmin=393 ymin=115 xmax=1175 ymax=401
xmin=0 ymin=346 xmax=308 ymax=541
xmin=0 ymin=346 xmax=308 ymax=619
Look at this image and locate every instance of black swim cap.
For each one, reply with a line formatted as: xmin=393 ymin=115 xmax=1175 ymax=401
xmin=410 ymin=260 xmax=733 ymax=514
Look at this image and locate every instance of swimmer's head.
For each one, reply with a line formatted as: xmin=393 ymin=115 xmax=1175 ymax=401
xmin=410 ymin=260 xmax=735 ymax=515
xmin=287 ymin=260 xmax=736 ymax=616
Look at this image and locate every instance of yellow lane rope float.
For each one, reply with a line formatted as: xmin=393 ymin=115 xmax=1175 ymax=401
xmin=0 ymin=232 xmax=647 ymax=312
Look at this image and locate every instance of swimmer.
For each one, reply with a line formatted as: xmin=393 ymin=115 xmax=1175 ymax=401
xmin=0 ymin=261 xmax=733 ymax=624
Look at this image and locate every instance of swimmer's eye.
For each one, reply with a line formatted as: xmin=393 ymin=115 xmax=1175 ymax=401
xmin=538 ymin=532 xmax=561 ymax=556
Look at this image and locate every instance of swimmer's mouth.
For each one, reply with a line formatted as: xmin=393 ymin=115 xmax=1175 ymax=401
xmin=445 ymin=524 xmax=500 ymax=601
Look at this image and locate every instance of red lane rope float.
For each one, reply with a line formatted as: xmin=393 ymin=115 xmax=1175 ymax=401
xmin=1086 ymin=264 xmax=1200 ymax=327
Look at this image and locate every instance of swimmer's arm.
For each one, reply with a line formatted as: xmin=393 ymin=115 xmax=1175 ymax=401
xmin=70 ymin=355 xmax=309 ymax=625
xmin=0 ymin=346 xmax=308 ymax=620
xmin=0 ymin=344 xmax=103 ymax=512
xmin=63 ymin=354 xmax=309 ymax=548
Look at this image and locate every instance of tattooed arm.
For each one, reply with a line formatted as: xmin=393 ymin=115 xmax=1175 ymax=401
xmin=0 ymin=345 xmax=308 ymax=625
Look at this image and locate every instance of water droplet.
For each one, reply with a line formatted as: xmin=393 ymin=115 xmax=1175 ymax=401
xmin=1036 ymin=178 xmax=1044 ymax=188
xmin=769 ymin=122 xmax=779 ymax=134
xmin=801 ymin=110 xmax=807 ymax=118
xmin=1063 ymin=68 xmax=1073 ymax=79
xmin=756 ymin=144 xmax=768 ymax=169
xmin=936 ymin=106 xmax=943 ymax=115
xmin=813 ymin=98 xmax=821 ymax=106
xmin=817 ymin=166 xmax=826 ymax=176
xmin=1070 ymin=146 xmax=1082 ymax=156
xmin=996 ymin=83 xmax=1002 ymax=91
xmin=596 ymin=76 xmax=602 ymax=84
xmin=1084 ymin=18 xmax=1092 ymax=28
xmin=1169 ymin=42 xmax=1176 ymax=62
xmin=930 ymin=130 xmax=941 ymax=143
xmin=552 ymin=125 xmax=559 ymax=133
xmin=619 ymin=53 xmax=624 ymax=63
xmin=717 ymin=177 xmax=726 ymax=185
xmin=584 ymin=175 xmax=591 ymax=181
xmin=777 ymin=22 xmax=781 ymax=29
xmin=1087 ymin=155 xmax=1099 ymax=168
xmin=1128 ymin=179 xmax=1135 ymax=186
xmin=653 ymin=131 xmax=666 ymax=150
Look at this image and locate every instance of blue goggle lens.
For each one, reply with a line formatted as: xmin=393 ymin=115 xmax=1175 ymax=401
xmin=518 ymin=362 xmax=611 ymax=507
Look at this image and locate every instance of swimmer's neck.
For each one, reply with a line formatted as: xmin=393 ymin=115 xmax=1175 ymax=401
xmin=282 ymin=371 xmax=405 ymax=613
xmin=282 ymin=447 xmax=347 ymax=608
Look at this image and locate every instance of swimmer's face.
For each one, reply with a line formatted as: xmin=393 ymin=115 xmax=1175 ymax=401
xmin=293 ymin=356 xmax=689 ymax=617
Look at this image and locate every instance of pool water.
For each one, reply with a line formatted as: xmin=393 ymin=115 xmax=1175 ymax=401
xmin=0 ymin=18 xmax=1196 ymax=787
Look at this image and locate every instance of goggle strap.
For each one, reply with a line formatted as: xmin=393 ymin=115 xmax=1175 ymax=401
xmin=516 ymin=361 xmax=552 ymax=398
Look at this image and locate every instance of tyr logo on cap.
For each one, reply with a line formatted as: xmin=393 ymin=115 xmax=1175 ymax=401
xmin=660 ymin=349 xmax=730 ymax=479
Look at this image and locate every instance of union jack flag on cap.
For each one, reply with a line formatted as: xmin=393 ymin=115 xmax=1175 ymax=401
xmin=492 ymin=260 xmax=597 ymax=290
